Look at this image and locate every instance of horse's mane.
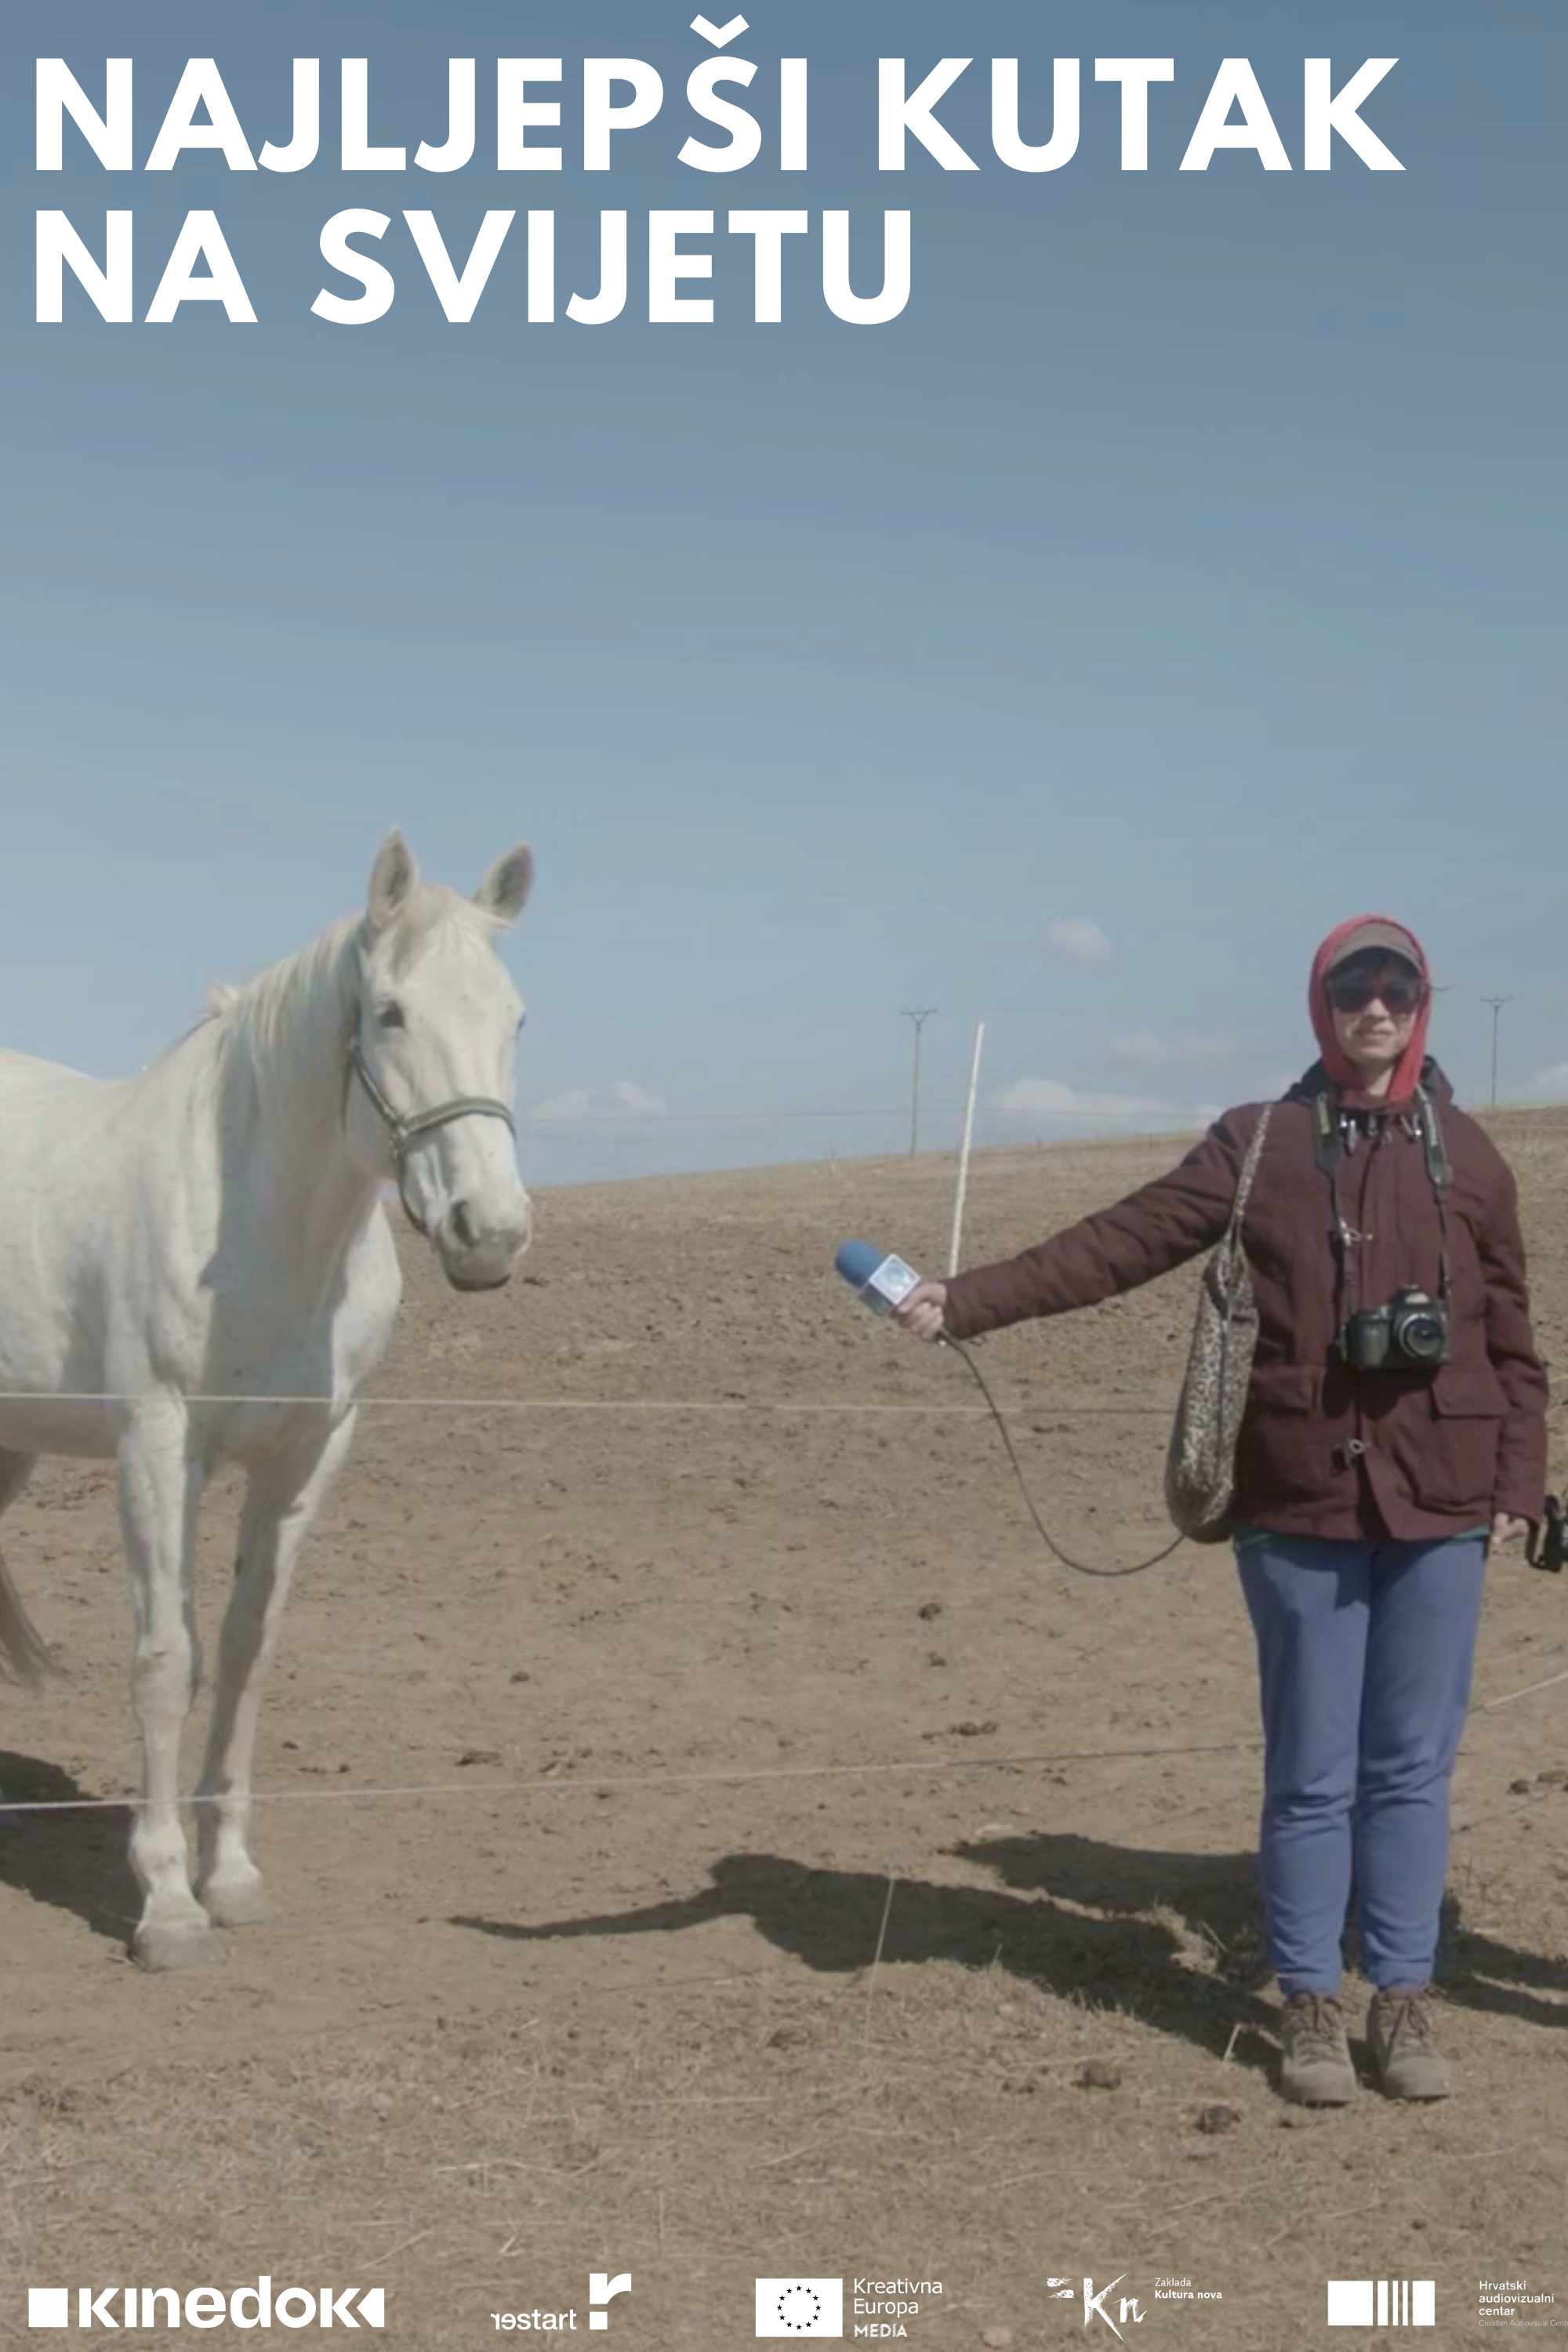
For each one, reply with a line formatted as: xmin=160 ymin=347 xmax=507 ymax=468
xmin=181 ymin=885 xmax=504 ymax=1102
xmin=184 ymin=920 xmax=357 ymax=1065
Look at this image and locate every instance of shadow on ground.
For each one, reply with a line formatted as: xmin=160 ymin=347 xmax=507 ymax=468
xmin=1445 ymin=1919 xmax=1568 ymax=2027
xmin=0 ymin=1750 xmax=136 ymax=1947
xmin=456 ymin=1826 xmax=1568 ymax=2060
xmin=456 ymin=1832 xmax=1281 ymax=2071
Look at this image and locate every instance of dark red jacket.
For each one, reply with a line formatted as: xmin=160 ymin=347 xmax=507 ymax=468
xmin=942 ymin=1063 xmax=1548 ymax=1542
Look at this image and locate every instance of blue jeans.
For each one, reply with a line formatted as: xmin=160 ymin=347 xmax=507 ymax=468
xmin=1236 ymin=1533 xmax=1487 ymax=1995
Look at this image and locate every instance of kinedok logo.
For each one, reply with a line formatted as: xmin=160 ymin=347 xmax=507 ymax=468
xmin=1327 ymin=2280 xmax=1436 ymax=2329
xmin=28 ymin=2281 xmax=383 ymax=2329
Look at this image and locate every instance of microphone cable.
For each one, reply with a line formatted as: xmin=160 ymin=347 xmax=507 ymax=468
xmin=938 ymin=1333 xmax=1189 ymax=1579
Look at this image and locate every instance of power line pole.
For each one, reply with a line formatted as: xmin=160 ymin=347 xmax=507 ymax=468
xmin=1480 ymin=995 xmax=1512 ymax=1108
xmin=901 ymin=1007 xmax=936 ymax=1157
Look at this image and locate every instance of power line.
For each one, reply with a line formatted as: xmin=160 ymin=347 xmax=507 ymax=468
xmin=1480 ymin=995 xmax=1513 ymax=1108
xmin=522 ymin=1101 xmax=1173 ymax=1132
xmin=524 ymin=1103 xmax=966 ymax=1129
xmin=900 ymin=1007 xmax=937 ymax=1157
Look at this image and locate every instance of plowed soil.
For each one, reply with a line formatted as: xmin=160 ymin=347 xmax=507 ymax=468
xmin=2 ymin=1111 xmax=1565 ymax=2349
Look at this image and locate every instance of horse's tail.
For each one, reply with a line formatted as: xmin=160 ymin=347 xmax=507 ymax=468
xmin=0 ymin=1540 xmax=51 ymax=1686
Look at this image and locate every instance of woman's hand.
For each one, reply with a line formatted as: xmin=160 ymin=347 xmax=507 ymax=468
xmin=1491 ymin=1512 xmax=1531 ymax=1548
xmin=893 ymin=1279 xmax=949 ymax=1343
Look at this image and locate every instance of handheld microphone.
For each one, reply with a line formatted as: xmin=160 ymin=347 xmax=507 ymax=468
xmin=834 ymin=1239 xmax=923 ymax=1316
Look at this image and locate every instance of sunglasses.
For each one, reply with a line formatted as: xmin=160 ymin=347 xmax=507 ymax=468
xmin=1326 ymin=972 xmax=1425 ymax=1015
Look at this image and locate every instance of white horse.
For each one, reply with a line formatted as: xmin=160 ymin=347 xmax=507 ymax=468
xmin=0 ymin=832 xmax=534 ymax=1969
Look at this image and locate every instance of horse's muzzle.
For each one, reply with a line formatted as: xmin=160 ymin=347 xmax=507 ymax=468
xmin=445 ymin=1264 xmax=517 ymax=1293
xmin=434 ymin=1198 xmax=532 ymax=1292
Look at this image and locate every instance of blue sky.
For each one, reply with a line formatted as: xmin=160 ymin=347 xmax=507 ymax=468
xmin=2 ymin=0 xmax=1563 ymax=1188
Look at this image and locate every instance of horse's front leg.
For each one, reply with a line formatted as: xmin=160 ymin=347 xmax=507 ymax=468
xmin=195 ymin=1412 xmax=358 ymax=1929
xmin=119 ymin=1403 xmax=219 ymax=1971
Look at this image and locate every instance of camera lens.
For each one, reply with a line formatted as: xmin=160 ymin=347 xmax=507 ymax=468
xmin=1399 ymin=1313 xmax=1446 ymax=1361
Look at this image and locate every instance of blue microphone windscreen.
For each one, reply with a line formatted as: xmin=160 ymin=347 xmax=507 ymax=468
xmin=834 ymin=1239 xmax=884 ymax=1289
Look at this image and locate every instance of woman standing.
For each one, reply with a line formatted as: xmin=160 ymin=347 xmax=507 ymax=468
xmin=894 ymin=916 xmax=1546 ymax=2104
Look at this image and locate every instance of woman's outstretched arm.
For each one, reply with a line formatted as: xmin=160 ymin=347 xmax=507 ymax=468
xmin=900 ymin=1109 xmax=1253 ymax=1343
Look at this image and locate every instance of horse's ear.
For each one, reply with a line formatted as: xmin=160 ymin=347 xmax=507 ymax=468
xmin=368 ymin=830 xmax=419 ymax=932
xmin=474 ymin=844 xmax=533 ymax=925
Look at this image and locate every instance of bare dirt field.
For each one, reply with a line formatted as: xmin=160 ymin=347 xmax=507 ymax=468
xmin=2 ymin=1110 xmax=1566 ymax=2350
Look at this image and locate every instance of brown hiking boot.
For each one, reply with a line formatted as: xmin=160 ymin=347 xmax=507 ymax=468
xmin=1278 ymin=1992 xmax=1357 ymax=2106
xmin=1367 ymin=1987 xmax=1451 ymax=2100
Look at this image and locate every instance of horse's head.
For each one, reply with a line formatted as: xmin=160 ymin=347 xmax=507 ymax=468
xmin=347 ymin=831 xmax=535 ymax=1290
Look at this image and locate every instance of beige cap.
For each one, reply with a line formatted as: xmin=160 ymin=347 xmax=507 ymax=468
xmin=1325 ymin=920 xmax=1421 ymax=973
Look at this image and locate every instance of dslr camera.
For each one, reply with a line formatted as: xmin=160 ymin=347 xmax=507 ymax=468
xmin=1339 ymin=1287 xmax=1450 ymax=1371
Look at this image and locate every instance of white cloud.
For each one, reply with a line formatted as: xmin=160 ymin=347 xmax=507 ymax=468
xmin=531 ymin=1080 xmax=670 ymax=1123
xmin=1529 ymin=1062 xmax=1568 ymax=1101
xmin=1108 ymin=1031 xmax=1232 ymax=1069
xmin=1045 ymin=917 xmax=1112 ymax=967
xmin=995 ymin=1077 xmax=1177 ymax=1123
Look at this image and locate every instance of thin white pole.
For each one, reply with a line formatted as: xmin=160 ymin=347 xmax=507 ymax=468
xmin=1481 ymin=995 xmax=1512 ymax=1109
xmin=947 ymin=1019 xmax=985 ymax=1276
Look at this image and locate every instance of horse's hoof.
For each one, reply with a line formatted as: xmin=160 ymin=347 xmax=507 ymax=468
xmin=132 ymin=1915 xmax=226 ymax=1973
xmin=199 ymin=1871 xmax=270 ymax=1929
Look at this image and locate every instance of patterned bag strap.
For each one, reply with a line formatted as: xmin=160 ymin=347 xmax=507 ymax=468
xmin=1223 ymin=1103 xmax=1273 ymax=1253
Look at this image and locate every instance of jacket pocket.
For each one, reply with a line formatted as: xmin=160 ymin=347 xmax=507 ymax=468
xmin=1430 ymin=1365 xmax=1508 ymax=1419
xmin=1236 ymin=1365 xmax=1325 ymax=1504
xmin=1410 ymin=1364 xmax=1507 ymax=1510
xmin=1247 ymin=1365 xmax=1320 ymax=1412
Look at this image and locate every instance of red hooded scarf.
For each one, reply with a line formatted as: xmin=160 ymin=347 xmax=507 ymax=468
xmin=1308 ymin=915 xmax=1432 ymax=1109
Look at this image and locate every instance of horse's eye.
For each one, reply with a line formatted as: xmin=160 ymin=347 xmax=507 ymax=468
xmin=376 ymin=1004 xmax=405 ymax=1031
xmin=516 ymin=1010 xmax=528 ymax=1033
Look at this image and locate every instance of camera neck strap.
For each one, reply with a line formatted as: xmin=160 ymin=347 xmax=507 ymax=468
xmin=1312 ymin=1083 xmax=1453 ymax=1342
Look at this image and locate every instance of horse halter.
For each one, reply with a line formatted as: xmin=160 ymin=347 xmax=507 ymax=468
xmin=345 ymin=1035 xmax=517 ymax=1239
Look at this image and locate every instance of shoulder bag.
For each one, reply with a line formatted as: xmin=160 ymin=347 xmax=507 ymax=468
xmin=1164 ymin=1105 xmax=1274 ymax=1544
